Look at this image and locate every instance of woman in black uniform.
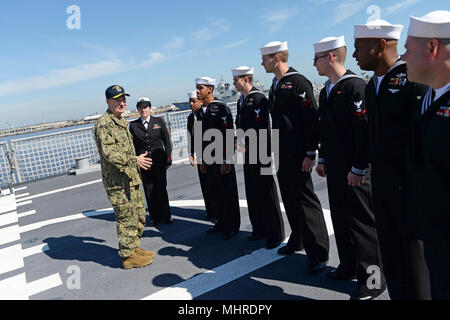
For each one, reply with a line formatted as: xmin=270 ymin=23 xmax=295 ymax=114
xmin=129 ymin=97 xmax=173 ymax=226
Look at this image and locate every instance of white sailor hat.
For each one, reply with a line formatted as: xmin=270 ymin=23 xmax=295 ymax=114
xmin=313 ymin=36 xmax=346 ymax=53
xmin=231 ymin=66 xmax=254 ymax=77
xmin=187 ymin=91 xmax=197 ymax=99
xmin=137 ymin=97 xmax=151 ymax=103
xmin=408 ymin=10 xmax=450 ymax=39
xmin=260 ymin=41 xmax=288 ymax=55
xmin=354 ymin=19 xmax=403 ymax=40
xmin=195 ymin=77 xmax=216 ymax=86
xmin=136 ymin=97 xmax=151 ymax=108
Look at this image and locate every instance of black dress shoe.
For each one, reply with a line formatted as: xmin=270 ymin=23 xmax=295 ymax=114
xmin=277 ymin=245 xmax=297 ymax=255
xmin=247 ymin=234 xmax=264 ymax=241
xmin=308 ymin=260 xmax=328 ymax=275
xmin=327 ymin=269 xmax=357 ymax=281
xmin=163 ymin=219 xmax=173 ymax=225
xmin=352 ymin=285 xmax=386 ymax=300
xmin=223 ymin=231 xmax=238 ymax=240
xmin=206 ymin=227 xmax=221 ymax=235
xmin=149 ymin=220 xmax=160 ymax=227
xmin=265 ymin=240 xmax=282 ymax=250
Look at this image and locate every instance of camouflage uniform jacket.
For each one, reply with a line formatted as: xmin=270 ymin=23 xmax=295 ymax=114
xmin=94 ymin=109 xmax=142 ymax=190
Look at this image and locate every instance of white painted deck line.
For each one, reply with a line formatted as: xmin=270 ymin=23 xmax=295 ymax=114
xmin=0 ymin=211 xmax=18 ymax=227
xmin=17 ymin=210 xmax=36 ymax=219
xmin=142 ymin=208 xmax=333 ymax=300
xmin=14 ymin=199 xmax=334 ymax=242
xmin=16 ymin=200 xmax=32 ymax=207
xmin=142 ymin=239 xmax=288 ymax=300
xmin=0 ymin=244 xmax=24 ymax=275
xmin=13 ymin=187 xmax=27 ymax=192
xmin=22 ymin=243 xmax=50 ymax=258
xmin=15 ymin=193 xmax=30 ymax=199
xmin=0 ymin=273 xmax=28 ymax=300
xmin=18 ymin=208 xmax=114 ymax=234
xmin=27 ymin=273 xmax=63 ymax=298
xmin=0 ymin=194 xmax=16 ymax=214
xmin=172 ymin=157 xmax=190 ymax=165
xmin=0 ymin=225 xmax=20 ymax=246
xmin=16 ymin=179 xmax=103 ymax=202
xmin=171 ymin=215 xmax=214 ymax=226
xmin=1 ymin=187 xmax=335 ymax=300
xmin=0 ymin=194 xmax=63 ymax=300
xmin=15 ymin=200 xmax=240 ymax=234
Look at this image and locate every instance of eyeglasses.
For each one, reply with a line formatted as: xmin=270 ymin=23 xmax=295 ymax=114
xmin=314 ymin=53 xmax=333 ymax=63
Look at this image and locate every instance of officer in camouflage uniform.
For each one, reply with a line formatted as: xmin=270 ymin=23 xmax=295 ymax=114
xmin=94 ymin=85 xmax=155 ymax=270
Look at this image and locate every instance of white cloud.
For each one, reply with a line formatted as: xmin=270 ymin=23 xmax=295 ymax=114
xmin=0 ymin=53 xmax=165 ymax=97
xmin=210 ymin=17 xmax=230 ymax=32
xmin=193 ymin=17 xmax=231 ymax=42
xmin=331 ymin=0 xmax=370 ymax=26
xmin=260 ymin=7 xmax=302 ymax=34
xmin=163 ymin=37 xmax=184 ymax=50
xmin=385 ymin=0 xmax=421 ymax=16
xmin=141 ymin=52 xmax=166 ymax=67
xmin=184 ymin=38 xmax=249 ymax=57
xmin=194 ymin=28 xmax=216 ymax=42
xmin=221 ymin=39 xmax=249 ymax=50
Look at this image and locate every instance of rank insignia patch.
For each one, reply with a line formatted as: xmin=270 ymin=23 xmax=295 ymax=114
xmin=352 ymin=100 xmax=366 ymax=116
xmin=299 ymin=92 xmax=311 ymax=107
xmin=254 ymin=109 xmax=263 ymax=122
xmin=436 ymin=106 xmax=450 ymax=118
xmin=221 ymin=116 xmax=230 ymax=128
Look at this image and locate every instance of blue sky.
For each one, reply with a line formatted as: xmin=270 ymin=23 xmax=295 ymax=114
xmin=0 ymin=0 xmax=445 ymax=128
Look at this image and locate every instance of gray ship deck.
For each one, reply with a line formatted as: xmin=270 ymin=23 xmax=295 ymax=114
xmin=0 ymin=162 xmax=390 ymax=300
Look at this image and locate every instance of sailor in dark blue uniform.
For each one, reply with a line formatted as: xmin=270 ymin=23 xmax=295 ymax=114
xmin=313 ymin=36 xmax=384 ymax=300
xmin=129 ymin=97 xmax=173 ymax=226
xmin=195 ymin=77 xmax=241 ymax=240
xmin=353 ymin=19 xmax=431 ymax=300
xmin=232 ymin=66 xmax=285 ymax=249
xmin=260 ymin=41 xmax=329 ymax=274
xmin=186 ymin=90 xmax=216 ymax=221
xmin=403 ymin=10 xmax=450 ymax=300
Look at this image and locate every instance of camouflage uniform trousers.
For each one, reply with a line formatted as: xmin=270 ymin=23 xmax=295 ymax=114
xmin=107 ymin=185 xmax=146 ymax=258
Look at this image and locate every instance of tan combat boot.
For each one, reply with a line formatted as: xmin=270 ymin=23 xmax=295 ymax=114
xmin=135 ymin=248 xmax=156 ymax=258
xmin=122 ymin=251 xmax=154 ymax=270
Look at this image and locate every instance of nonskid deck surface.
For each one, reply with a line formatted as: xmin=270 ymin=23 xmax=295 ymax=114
xmin=0 ymin=162 xmax=389 ymax=300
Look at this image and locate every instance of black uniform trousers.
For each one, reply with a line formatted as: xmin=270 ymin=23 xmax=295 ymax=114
xmin=276 ymin=155 xmax=329 ymax=264
xmin=141 ymin=153 xmax=171 ymax=224
xmin=205 ymin=163 xmax=240 ymax=234
xmin=326 ymin=167 xmax=384 ymax=284
xmin=243 ymin=163 xmax=284 ymax=245
xmin=372 ymin=165 xmax=430 ymax=300
xmin=422 ymin=218 xmax=450 ymax=299
xmin=411 ymin=90 xmax=450 ymax=299
xmin=197 ymin=166 xmax=216 ymax=219
xmin=188 ymin=112 xmax=216 ymax=220
xmin=365 ymin=62 xmax=431 ymax=299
